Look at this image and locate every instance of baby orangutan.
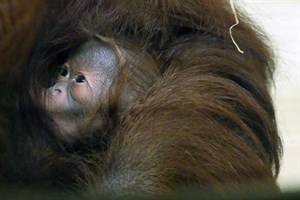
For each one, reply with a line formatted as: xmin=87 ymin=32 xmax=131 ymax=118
xmin=40 ymin=37 xmax=159 ymax=141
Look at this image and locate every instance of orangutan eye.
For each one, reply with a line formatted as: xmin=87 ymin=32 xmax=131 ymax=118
xmin=75 ymin=74 xmax=86 ymax=83
xmin=59 ymin=67 xmax=68 ymax=77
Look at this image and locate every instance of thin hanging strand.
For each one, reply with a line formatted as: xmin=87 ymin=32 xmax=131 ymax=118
xmin=229 ymin=0 xmax=244 ymax=54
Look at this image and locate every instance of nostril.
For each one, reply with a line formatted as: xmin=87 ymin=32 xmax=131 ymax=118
xmin=50 ymin=82 xmax=65 ymax=95
xmin=54 ymin=88 xmax=62 ymax=94
xmin=51 ymin=88 xmax=62 ymax=96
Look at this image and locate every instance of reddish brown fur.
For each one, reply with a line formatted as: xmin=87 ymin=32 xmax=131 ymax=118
xmin=0 ymin=0 xmax=43 ymax=81
xmin=0 ymin=0 xmax=281 ymax=197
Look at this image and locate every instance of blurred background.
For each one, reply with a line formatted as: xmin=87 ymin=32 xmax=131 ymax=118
xmin=239 ymin=0 xmax=299 ymax=191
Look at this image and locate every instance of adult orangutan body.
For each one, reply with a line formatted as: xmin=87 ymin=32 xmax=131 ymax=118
xmin=0 ymin=0 xmax=281 ymax=196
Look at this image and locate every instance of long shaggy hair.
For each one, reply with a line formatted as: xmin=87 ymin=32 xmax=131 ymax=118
xmin=0 ymin=0 xmax=282 ymax=196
